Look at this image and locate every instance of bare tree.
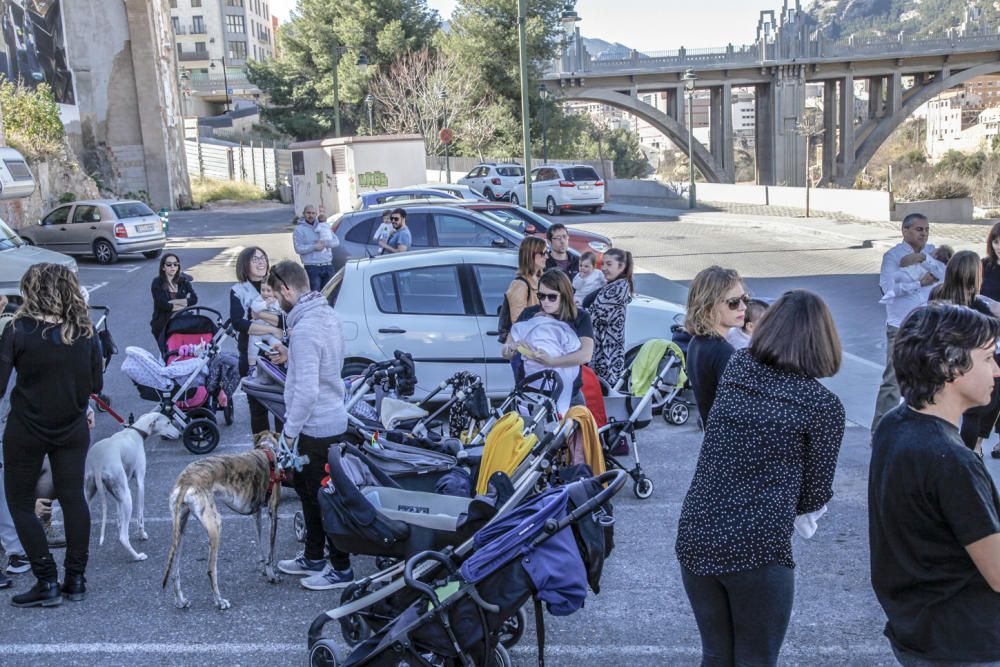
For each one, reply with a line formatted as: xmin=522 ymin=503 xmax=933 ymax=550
xmin=369 ymin=49 xmax=493 ymax=157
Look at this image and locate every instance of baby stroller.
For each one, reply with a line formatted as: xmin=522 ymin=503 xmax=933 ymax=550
xmin=307 ymin=417 xmax=589 ymax=662
xmin=121 ymin=306 xmax=238 ymax=454
xmin=664 ymin=324 xmax=697 ymax=426
xmin=308 ymin=467 xmax=626 ymax=667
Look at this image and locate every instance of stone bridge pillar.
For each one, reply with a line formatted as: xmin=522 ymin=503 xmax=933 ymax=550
xmin=665 ymin=88 xmax=684 ymax=122
xmin=755 ymin=65 xmax=807 ymax=186
xmin=837 ymin=74 xmax=856 ymax=182
xmin=709 ymin=84 xmax=734 ymax=181
xmin=822 ymin=80 xmax=837 ymax=183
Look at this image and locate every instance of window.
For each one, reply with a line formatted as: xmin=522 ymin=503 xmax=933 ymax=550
xmin=224 ymin=0 xmax=243 ymax=5
xmin=478 ymin=209 xmax=526 ymax=235
xmin=345 ymin=217 xmax=375 ymax=244
xmin=562 ymin=167 xmax=600 ymax=182
xmin=112 ymin=202 xmax=156 ymax=219
xmin=72 ymin=205 xmax=101 ymax=224
xmin=473 ymin=265 xmax=516 ymax=316
xmin=396 ymin=214 xmax=430 ymax=247
xmin=176 ymin=42 xmax=183 ymax=54
xmin=171 ymin=17 xmax=180 ymax=32
xmin=497 ymin=166 xmax=523 ymax=177
xmin=170 ymin=0 xmax=177 ymax=7
xmin=371 ymin=274 xmax=398 ymax=313
xmin=192 ymin=15 xmax=205 ymax=33
xmin=191 ymin=0 xmax=202 ymax=6
xmin=395 ymin=266 xmax=465 ymax=315
xmin=434 ymin=214 xmax=497 ymax=247
xmin=42 ymin=206 xmax=72 ymax=226
xmin=195 ymin=41 xmax=207 ymax=53
xmin=226 ymin=15 xmax=245 ymax=33
xmin=228 ymin=40 xmax=247 ymax=60
xmin=464 ymin=169 xmax=479 ymax=179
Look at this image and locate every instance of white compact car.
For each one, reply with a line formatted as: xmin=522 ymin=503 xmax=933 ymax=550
xmin=457 ymin=163 xmax=526 ymax=201
xmin=508 ymin=164 xmax=606 ymax=215
xmin=322 ymin=248 xmax=684 ymax=398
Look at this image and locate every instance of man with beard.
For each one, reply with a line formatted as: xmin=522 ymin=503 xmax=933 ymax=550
xmin=377 ymin=208 xmax=411 ymax=254
xmin=264 ymin=261 xmax=354 ymax=590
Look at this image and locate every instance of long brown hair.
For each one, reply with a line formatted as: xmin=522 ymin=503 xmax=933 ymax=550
xmin=986 ymin=222 xmax=1000 ymax=267
xmin=603 ymin=248 xmax=635 ymax=294
xmin=517 ymin=236 xmax=547 ymax=280
xmin=16 ymin=263 xmax=92 ymax=344
xmin=685 ymin=266 xmax=743 ymax=337
xmin=538 ymin=268 xmax=578 ymax=322
xmin=750 ymin=290 xmax=841 ymax=378
xmin=931 ymin=250 xmax=981 ymax=307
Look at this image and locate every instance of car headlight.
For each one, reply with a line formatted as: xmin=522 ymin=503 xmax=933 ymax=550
xmin=588 ymin=241 xmax=609 ymax=253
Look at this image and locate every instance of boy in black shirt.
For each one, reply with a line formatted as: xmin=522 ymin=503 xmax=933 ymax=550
xmin=870 ymin=302 xmax=1000 ymax=665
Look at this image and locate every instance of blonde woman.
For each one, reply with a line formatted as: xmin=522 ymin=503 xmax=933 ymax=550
xmin=0 ymin=264 xmax=103 ymax=607
xmin=505 ymin=236 xmax=548 ymax=325
xmin=684 ymin=266 xmax=749 ymax=425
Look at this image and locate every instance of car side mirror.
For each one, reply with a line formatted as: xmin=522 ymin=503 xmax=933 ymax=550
xmin=491 ymin=238 xmax=507 ymax=248
xmin=525 ymin=224 xmax=536 ymax=234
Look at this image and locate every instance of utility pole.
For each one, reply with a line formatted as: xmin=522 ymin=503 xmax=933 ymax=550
xmin=517 ymin=0 xmax=533 ymax=209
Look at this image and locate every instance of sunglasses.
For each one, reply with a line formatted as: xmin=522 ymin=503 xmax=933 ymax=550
xmin=268 ymin=266 xmax=289 ymax=292
xmin=163 ymin=262 xmax=179 ymax=267
xmin=536 ymin=249 xmax=551 ymax=257
xmin=725 ymin=294 xmax=752 ymax=310
xmin=537 ymin=291 xmax=559 ymax=303
xmin=390 ymin=216 xmax=401 ymax=222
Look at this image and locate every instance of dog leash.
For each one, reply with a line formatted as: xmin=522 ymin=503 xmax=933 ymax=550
xmin=263 ymin=448 xmax=286 ymax=502
xmin=90 ymin=393 xmax=128 ymax=427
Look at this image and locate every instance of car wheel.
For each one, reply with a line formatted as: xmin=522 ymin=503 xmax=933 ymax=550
xmin=341 ymin=361 xmax=371 ymax=379
xmin=143 ymin=249 xmax=162 ymax=259
xmin=483 ymin=188 xmax=495 ymax=201
xmin=590 ymin=206 xmax=602 ymax=214
xmin=93 ymin=239 xmax=118 ymax=265
xmin=509 ymin=193 xmax=520 ymax=207
xmin=546 ymin=197 xmax=560 ymax=216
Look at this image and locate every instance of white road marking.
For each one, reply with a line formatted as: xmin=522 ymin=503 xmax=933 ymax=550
xmin=78 ymin=264 xmax=143 ymax=273
xmin=81 ymin=282 xmax=108 ymax=296
xmin=842 ymin=350 xmax=884 ymax=371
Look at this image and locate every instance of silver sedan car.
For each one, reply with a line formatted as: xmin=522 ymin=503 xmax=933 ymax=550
xmin=19 ymin=199 xmax=166 ymax=264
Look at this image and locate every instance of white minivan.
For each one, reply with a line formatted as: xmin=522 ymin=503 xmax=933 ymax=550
xmin=508 ymin=164 xmax=605 ymax=215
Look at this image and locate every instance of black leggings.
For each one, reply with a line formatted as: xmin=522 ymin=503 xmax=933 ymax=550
xmin=295 ymin=433 xmax=350 ymax=570
xmin=248 ymin=394 xmax=283 ymax=436
xmin=3 ymin=414 xmax=90 ymax=581
xmin=680 ymin=563 xmax=794 ymax=667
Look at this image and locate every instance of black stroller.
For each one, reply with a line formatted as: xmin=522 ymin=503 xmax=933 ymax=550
xmin=308 ymin=468 xmax=626 ymax=666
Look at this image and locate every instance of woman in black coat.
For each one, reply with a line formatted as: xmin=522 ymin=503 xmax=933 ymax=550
xmin=150 ymin=253 xmax=198 ymax=343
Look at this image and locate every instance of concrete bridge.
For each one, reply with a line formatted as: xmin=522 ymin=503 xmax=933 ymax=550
xmin=544 ymin=1 xmax=1000 ymax=187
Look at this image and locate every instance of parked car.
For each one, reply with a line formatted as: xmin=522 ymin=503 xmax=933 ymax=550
xmin=0 ymin=217 xmax=77 ymax=299
xmin=321 ymin=248 xmax=685 ymax=398
xmin=329 ymin=204 xmax=524 ymax=270
xmin=508 ymin=164 xmax=605 ymax=215
xmin=353 ymin=188 xmax=459 ymax=210
xmin=18 ymin=199 xmax=166 ymax=264
xmin=457 ymin=163 xmax=525 ymax=201
xmin=416 ymin=183 xmax=487 ymax=201
xmin=448 ymin=201 xmax=612 ymax=261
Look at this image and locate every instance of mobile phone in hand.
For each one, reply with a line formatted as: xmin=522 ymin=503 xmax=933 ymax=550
xmin=255 ymin=341 xmax=274 ymax=355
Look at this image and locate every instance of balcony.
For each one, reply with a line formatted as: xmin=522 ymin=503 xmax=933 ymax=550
xmin=173 ymin=24 xmax=207 ymax=35
xmin=178 ymin=51 xmax=211 ymax=62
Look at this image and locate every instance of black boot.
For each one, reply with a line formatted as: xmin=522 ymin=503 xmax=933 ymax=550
xmin=11 ymin=579 xmax=62 ymax=607
xmin=61 ymin=573 xmax=86 ymax=602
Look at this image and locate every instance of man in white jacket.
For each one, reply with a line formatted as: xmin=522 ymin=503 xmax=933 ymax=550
xmin=265 ymin=261 xmax=353 ymax=590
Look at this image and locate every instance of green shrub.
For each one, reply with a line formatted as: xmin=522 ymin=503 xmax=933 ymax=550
xmin=190 ymin=178 xmax=264 ymax=205
xmin=58 ymin=192 xmax=76 ymax=204
xmin=0 ymin=78 xmax=64 ymax=161
xmin=899 ymin=177 xmax=972 ymax=201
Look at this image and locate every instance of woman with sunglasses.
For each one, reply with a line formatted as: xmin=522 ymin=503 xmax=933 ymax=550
xmin=676 ymin=290 xmax=844 ymax=667
xmin=149 ymin=253 xmax=198 ymax=343
xmin=502 ymin=269 xmax=594 ymax=407
xmin=684 ymin=266 xmax=749 ymax=426
xmin=230 ymin=246 xmax=286 ymax=434
xmin=504 ymin=237 xmax=548 ymax=326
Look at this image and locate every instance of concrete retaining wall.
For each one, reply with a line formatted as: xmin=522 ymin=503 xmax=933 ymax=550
xmin=892 ymin=198 xmax=974 ymax=224
xmin=697 ymin=183 xmax=892 ymax=221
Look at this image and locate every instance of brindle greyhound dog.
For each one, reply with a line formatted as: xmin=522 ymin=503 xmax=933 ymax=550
xmin=162 ymin=431 xmax=285 ymax=610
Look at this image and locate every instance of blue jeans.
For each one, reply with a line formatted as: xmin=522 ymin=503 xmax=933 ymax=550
xmin=681 ymin=563 xmax=795 ymax=667
xmin=304 ymin=264 xmax=334 ymax=292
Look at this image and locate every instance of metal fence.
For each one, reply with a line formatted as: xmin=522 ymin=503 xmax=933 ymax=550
xmin=185 ymin=138 xmax=292 ymax=190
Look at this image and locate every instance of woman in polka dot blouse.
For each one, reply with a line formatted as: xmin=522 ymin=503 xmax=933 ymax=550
xmin=675 ymin=290 xmax=846 ymax=667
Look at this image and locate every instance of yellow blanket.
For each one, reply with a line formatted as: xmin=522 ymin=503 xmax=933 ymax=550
xmin=563 ymin=406 xmax=606 ymax=477
xmin=475 ymin=412 xmax=538 ymax=495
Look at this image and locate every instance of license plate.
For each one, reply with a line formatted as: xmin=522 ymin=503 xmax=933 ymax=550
xmin=578 ymin=184 xmax=592 ymax=190
xmin=137 ymin=223 xmax=156 ymax=232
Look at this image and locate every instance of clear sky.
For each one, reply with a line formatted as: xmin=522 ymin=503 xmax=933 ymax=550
xmin=270 ymin=0 xmax=769 ymax=51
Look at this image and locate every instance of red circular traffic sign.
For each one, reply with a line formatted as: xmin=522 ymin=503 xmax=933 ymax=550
xmin=439 ymin=127 xmax=454 ymax=145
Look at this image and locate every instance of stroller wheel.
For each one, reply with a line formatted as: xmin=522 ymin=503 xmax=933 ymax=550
xmin=499 ymin=607 xmax=527 ymax=649
xmin=308 ymin=639 xmax=342 ymax=667
xmin=293 ymin=511 xmax=306 ymax=543
xmin=633 ymin=476 xmax=655 ymax=500
xmin=339 ymin=612 xmax=372 ymax=647
xmin=664 ymin=401 xmax=690 ymax=426
xmin=182 ymin=419 xmax=220 ymax=455
xmin=223 ymin=401 xmax=234 ymax=426
xmin=374 ymin=556 xmax=399 ymax=571
xmin=186 ymin=407 xmax=217 ymax=423
xmin=490 ymin=644 xmax=513 ymax=667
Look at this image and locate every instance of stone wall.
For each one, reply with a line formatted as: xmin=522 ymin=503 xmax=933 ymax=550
xmin=62 ymin=0 xmax=190 ymax=209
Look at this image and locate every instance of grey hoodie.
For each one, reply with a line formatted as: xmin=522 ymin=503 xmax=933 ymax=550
xmin=293 ymin=218 xmax=337 ymax=266
xmin=282 ymin=292 xmax=347 ymax=439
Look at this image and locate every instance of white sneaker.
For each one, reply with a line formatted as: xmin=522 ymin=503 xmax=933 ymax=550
xmin=301 ymin=564 xmax=355 ymax=591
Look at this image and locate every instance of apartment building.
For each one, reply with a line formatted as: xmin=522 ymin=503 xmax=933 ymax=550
xmin=170 ymin=0 xmax=275 ymax=115
xmin=925 ymin=90 xmax=984 ymax=158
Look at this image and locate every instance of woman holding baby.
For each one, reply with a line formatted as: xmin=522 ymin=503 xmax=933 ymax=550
xmin=230 ymin=246 xmax=286 ymax=435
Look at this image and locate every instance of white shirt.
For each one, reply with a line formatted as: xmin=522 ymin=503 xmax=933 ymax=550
xmin=879 ymin=242 xmax=946 ymax=328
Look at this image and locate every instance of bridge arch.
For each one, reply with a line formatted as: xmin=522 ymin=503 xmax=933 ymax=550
xmin=843 ymin=62 xmax=1000 ymax=186
xmin=560 ymin=88 xmax=733 ymax=183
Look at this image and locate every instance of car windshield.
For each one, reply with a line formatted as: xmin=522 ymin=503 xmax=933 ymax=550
xmin=562 ymin=167 xmax=601 ymax=182
xmin=479 ymin=210 xmax=525 ymax=234
xmin=112 ymin=202 xmax=156 ymax=219
xmin=0 ymin=218 xmax=23 ymax=251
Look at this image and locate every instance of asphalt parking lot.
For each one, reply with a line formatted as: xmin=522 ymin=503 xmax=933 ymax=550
xmin=1 ymin=204 xmax=898 ymax=665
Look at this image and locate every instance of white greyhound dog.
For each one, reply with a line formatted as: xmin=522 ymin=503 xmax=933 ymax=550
xmin=84 ymin=411 xmax=180 ymax=561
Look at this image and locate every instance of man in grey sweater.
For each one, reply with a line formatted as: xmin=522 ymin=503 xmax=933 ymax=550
xmin=265 ymin=260 xmax=353 ymax=590
xmin=292 ymin=205 xmax=338 ymax=292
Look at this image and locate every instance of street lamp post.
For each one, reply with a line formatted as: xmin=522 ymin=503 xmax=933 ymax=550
xmin=517 ymin=0 xmax=533 ymax=209
xmin=365 ymin=94 xmax=375 ymax=134
xmin=439 ymin=90 xmax=451 ymax=183
xmin=539 ymin=83 xmax=549 ymax=164
xmin=683 ymin=68 xmax=698 ymax=209
xmin=210 ymin=58 xmax=230 ymax=112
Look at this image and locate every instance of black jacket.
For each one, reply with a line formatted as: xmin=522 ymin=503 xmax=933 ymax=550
xmin=546 ymin=253 xmax=579 ymax=280
xmin=150 ymin=275 xmax=198 ymax=339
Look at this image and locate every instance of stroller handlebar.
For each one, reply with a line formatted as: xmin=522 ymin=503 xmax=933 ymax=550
xmin=518 ymin=369 xmax=564 ymax=400
xmin=403 ymin=550 xmax=461 ymax=610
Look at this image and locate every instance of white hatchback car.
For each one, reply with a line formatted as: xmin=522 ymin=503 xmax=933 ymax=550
xmin=322 ymin=248 xmax=684 ymax=398
xmin=508 ymin=164 xmax=606 ymax=215
xmin=457 ymin=163 xmax=525 ymax=201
